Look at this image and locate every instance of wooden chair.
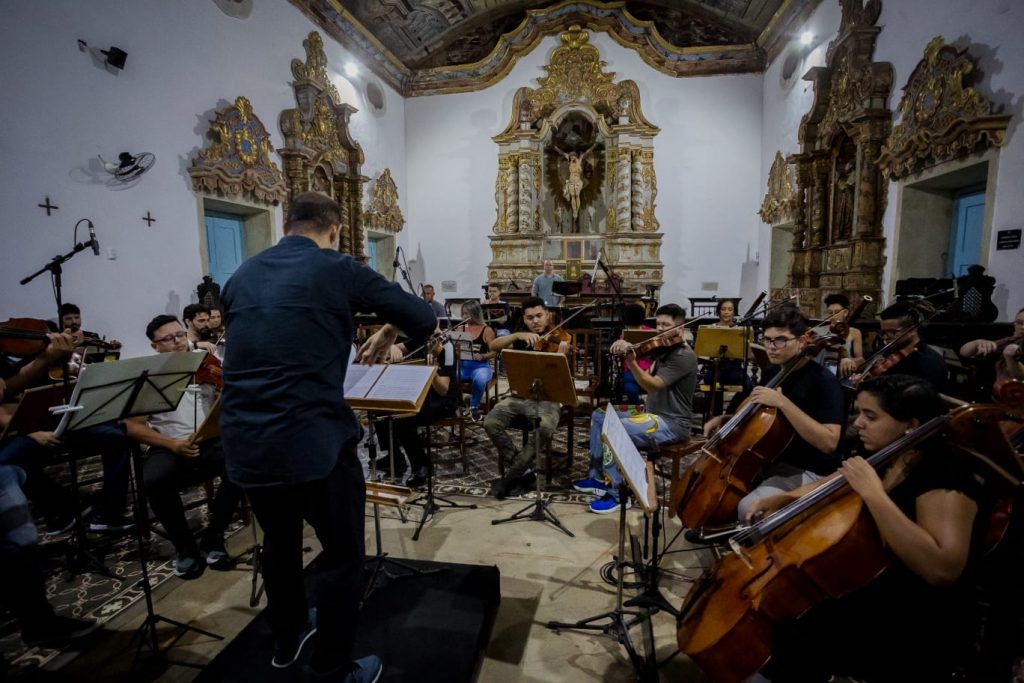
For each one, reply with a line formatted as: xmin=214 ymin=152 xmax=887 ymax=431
xmin=568 ymin=328 xmax=602 ymax=413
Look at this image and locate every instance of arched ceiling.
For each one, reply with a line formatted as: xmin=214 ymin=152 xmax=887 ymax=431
xmin=289 ymin=0 xmax=820 ymax=96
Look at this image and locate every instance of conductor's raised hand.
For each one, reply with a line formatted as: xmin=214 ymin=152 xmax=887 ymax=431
xmin=358 ymin=324 xmax=400 ymax=364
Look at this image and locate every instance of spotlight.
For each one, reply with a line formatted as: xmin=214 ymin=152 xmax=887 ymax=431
xmin=345 ymin=61 xmax=359 ymax=77
xmin=799 ymin=31 xmax=814 ymax=47
xmin=101 ymin=46 xmax=128 ymax=70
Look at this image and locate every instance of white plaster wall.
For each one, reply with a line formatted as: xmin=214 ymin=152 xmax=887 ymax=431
xmin=761 ymin=0 xmax=1024 ymax=319
xmin=405 ymin=32 xmax=765 ymax=313
xmin=0 ymin=0 xmax=406 ymax=358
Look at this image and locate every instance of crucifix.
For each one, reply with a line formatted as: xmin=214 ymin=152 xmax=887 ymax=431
xmin=142 ymin=211 xmax=157 ymax=226
xmin=37 ymin=196 xmax=59 ymax=216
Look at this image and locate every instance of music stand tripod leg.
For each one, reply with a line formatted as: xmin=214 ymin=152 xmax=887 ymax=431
xmin=61 ymin=451 xmax=115 ymax=580
xmin=546 ymin=483 xmax=652 ymax=677
xmin=126 ymin=446 xmax=222 ymax=670
xmin=362 ymin=418 xmax=438 ymax=602
xmin=411 ymin=423 xmax=476 ymax=542
xmin=490 ymin=383 xmax=574 ymax=537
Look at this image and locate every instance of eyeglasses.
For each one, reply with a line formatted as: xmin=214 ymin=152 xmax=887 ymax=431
xmin=764 ymin=335 xmax=797 ymax=349
xmin=153 ymin=331 xmax=188 ymax=344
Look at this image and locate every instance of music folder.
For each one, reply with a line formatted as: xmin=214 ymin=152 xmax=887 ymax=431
xmin=0 ymin=384 xmax=65 ymax=439
xmin=601 ymin=406 xmax=657 ymax=514
xmin=694 ymin=327 xmax=752 ymax=360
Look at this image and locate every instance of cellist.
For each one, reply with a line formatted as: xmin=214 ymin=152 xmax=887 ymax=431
xmin=744 ymin=375 xmax=993 ymax=682
xmin=703 ymin=305 xmax=845 ymax=522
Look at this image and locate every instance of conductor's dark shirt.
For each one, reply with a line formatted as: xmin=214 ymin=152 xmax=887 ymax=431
xmin=220 ymin=235 xmax=436 ymax=487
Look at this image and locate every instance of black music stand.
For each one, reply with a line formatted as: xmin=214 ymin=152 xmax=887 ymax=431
xmin=547 ymin=411 xmax=661 ymax=681
xmin=491 ymin=350 xmax=577 ymax=537
xmin=54 ymin=352 xmax=223 ymax=667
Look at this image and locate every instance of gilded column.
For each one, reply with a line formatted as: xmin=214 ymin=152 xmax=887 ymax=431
xmin=517 ymin=153 xmax=533 ymax=234
xmin=493 ymin=156 xmax=509 ymax=233
xmin=506 ymin=154 xmax=519 ymax=233
xmin=792 ymin=158 xmax=809 ymax=249
xmin=616 ymin=148 xmax=632 ymax=232
xmin=809 ymin=157 xmax=829 ymax=247
xmin=630 ymin=149 xmax=644 ymax=233
xmin=856 ymin=136 xmax=881 ymax=237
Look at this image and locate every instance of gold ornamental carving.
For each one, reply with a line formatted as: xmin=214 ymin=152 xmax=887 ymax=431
xmin=759 ymin=151 xmax=799 ymax=225
xmin=878 ymin=37 xmax=1012 ymax=179
xmin=279 ymin=31 xmax=367 ymax=259
xmin=188 ymin=96 xmax=288 ymax=205
xmin=362 ymin=169 xmax=404 ymax=234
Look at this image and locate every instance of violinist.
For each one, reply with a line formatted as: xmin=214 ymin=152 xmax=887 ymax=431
xmin=484 ymin=296 xmax=571 ymax=499
xmin=617 ymin=303 xmax=654 ymax=405
xmin=373 ymin=327 xmax=458 ymax=488
xmin=122 ymin=315 xmax=243 ymax=579
xmin=457 ymin=301 xmax=496 ymax=422
xmin=482 ymin=283 xmax=511 ymax=337
xmin=58 ymin=302 xmax=121 ymax=350
xmin=860 ymin=301 xmax=948 ymax=389
xmin=821 ymin=293 xmax=863 ymax=378
xmin=574 ymin=303 xmax=698 ymax=514
xmin=207 ymin=306 xmax=225 ymax=340
xmin=747 ymin=375 xmax=993 ymax=683
xmin=704 ymin=306 xmax=845 ymax=521
xmin=182 ymin=303 xmax=217 ymax=354
xmin=959 ymin=306 xmax=1024 ymax=382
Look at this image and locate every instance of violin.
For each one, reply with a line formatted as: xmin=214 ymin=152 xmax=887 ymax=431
xmin=613 ymin=312 xmax=714 ymax=359
xmin=826 ymin=295 xmax=871 ymax=340
xmin=195 ymin=352 xmax=224 ymax=390
xmin=0 ymin=318 xmax=53 ymax=357
xmin=533 ymin=328 xmax=572 ymax=353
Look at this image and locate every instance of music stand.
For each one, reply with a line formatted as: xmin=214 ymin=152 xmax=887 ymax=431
xmin=547 ymin=405 xmax=661 ymax=681
xmin=54 ymin=352 xmax=223 ymax=666
xmin=694 ymin=327 xmax=751 ymax=418
xmin=491 ymin=350 xmax=577 ymax=537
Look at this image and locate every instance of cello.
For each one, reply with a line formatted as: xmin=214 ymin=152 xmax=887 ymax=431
xmin=674 ymin=329 xmax=844 ymax=530
xmin=675 ymin=403 xmax=1014 ymax=683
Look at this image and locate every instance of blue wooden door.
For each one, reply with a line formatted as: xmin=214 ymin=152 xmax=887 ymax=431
xmin=204 ymin=213 xmax=246 ymax=285
xmin=948 ymin=192 xmax=985 ymax=277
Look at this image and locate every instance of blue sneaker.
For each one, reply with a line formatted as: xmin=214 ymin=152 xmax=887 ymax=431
xmin=573 ymin=477 xmax=609 ymax=496
xmin=589 ymin=494 xmax=631 ymax=515
xmin=272 ymin=607 xmax=317 ymax=669
xmin=342 ymin=654 xmax=383 ymax=682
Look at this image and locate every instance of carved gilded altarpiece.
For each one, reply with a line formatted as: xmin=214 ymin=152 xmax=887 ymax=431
xmin=878 ymin=37 xmax=1011 ymax=180
xmin=488 ymin=25 xmax=662 ymax=293
xmin=759 ymin=151 xmax=799 ymax=225
xmin=778 ymin=0 xmax=893 ymax=318
xmin=279 ymin=32 xmax=368 ymax=259
xmin=362 ymin=168 xmax=405 ymax=234
xmin=188 ymin=96 xmax=288 ymax=205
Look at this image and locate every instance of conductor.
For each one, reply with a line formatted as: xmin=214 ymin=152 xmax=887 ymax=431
xmin=220 ymin=192 xmax=436 ymax=680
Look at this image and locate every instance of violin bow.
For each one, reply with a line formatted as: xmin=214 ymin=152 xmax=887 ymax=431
xmin=400 ymin=316 xmax=473 ymax=362
xmin=541 ymin=299 xmax=599 ymax=341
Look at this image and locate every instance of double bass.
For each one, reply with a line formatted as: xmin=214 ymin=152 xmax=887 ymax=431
xmin=675 ymin=403 xmax=1014 ymax=683
xmin=674 ymin=330 xmax=844 ymax=531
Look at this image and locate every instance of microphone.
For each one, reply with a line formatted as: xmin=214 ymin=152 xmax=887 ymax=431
xmin=88 ymin=220 xmax=100 ymax=256
xmin=393 ymin=246 xmax=401 ymax=268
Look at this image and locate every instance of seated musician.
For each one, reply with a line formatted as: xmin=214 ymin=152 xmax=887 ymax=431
xmin=0 ymin=329 xmax=133 ymax=534
xmin=858 ymin=300 xmax=947 ymax=388
xmin=372 ymin=329 xmax=458 ymax=488
xmin=182 ymin=303 xmax=217 ymax=355
xmin=457 ymin=301 xmax=496 ymax=422
xmin=746 ymin=375 xmax=995 ymax=682
xmin=619 ymin=302 xmax=653 ymax=405
xmin=574 ymin=303 xmax=698 ymax=514
xmin=207 ymin=305 xmax=225 ymax=339
xmin=704 ymin=305 xmax=844 ymax=522
xmin=698 ymin=299 xmax=749 ymax=391
xmin=57 ymin=302 xmax=121 ymax=350
xmin=483 ymin=296 xmax=571 ymax=499
xmin=123 ymin=315 xmax=243 ymax=579
xmin=482 ymin=283 xmax=511 ymax=337
xmin=959 ymin=306 xmax=1024 ymax=382
xmin=820 ymin=293 xmax=863 ymax=378
xmin=0 ymin=460 xmax=100 ymax=651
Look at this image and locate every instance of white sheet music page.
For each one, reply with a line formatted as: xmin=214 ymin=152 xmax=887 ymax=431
xmin=344 ymin=364 xmax=384 ymax=398
xmin=365 ymin=365 xmax=434 ymax=402
xmin=601 ymin=409 xmax=652 ymax=511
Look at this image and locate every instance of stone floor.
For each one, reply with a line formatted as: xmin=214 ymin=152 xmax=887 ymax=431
xmin=51 ymin=491 xmax=717 ymax=682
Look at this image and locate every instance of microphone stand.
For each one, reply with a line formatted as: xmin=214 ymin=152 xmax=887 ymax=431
xmin=395 ymin=247 xmax=416 ymax=295
xmin=20 ymin=238 xmax=111 ymax=577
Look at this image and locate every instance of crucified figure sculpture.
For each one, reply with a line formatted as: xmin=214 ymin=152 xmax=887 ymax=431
xmin=556 ymin=143 xmax=596 ymax=221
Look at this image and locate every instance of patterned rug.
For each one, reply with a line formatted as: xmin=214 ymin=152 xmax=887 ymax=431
xmin=2 ymin=457 xmax=245 ymax=675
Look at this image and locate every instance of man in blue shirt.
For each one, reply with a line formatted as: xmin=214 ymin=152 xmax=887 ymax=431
xmin=531 ymin=259 xmax=564 ymax=307
xmin=221 ymin=192 xmax=435 ymax=681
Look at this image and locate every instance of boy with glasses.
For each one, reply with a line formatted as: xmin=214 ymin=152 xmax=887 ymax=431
xmin=863 ymin=301 xmax=947 ymax=389
xmin=703 ymin=305 xmax=844 ymax=523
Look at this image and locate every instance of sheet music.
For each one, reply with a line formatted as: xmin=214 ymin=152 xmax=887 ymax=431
xmin=365 ymin=365 xmax=435 ymax=402
xmin=344 ymin=364 xmax=384 ymax=397
xmin=601 ymin=409 xmax=652 ymax=512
